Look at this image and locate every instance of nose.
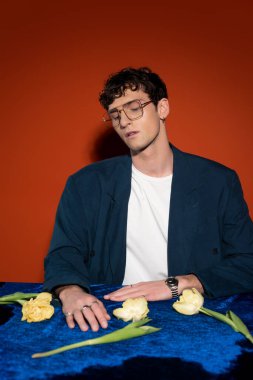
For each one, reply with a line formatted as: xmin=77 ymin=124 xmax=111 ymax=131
xmin=119 ymin=109 xmax=131 ymax=129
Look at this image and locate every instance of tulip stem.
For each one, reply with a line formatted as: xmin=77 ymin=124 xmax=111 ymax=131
xmin=32 ymin=318 xmax=161 ymax=358
xmin=200 ymin=307 xmax=236 ymax=329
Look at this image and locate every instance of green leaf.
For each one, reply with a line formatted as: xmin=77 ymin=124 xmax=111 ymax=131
xmin=226 ymin=310 xmax=253 ymax=343
xmin=123 ymin=317 xmax=152 ymax=329
xmin=200 ymin=307 xmax=253 ymax=344
xmin=226 ymin=310 xmax=248 ymax=333
xmin=200 ymin=307 xmax=236 ymax=329
xmin=32 ymin=319 xmax=161 ymax=358
xmin=0 ymin=292 xmax=39 ymax=304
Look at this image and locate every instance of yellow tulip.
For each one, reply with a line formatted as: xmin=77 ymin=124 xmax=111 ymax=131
xmin=21 ymin=292 xmax=54 ymax=323
xmin=172 ymin=288 xmax=204 ymax=315
xmin=113 ymin=297 xmax=149 ymax=322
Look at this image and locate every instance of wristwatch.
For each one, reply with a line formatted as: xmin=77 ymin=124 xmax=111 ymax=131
xmin=165 ymin=276 xmax=179 ymax=298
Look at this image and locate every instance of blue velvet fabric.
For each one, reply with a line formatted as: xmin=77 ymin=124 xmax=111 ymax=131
xmin=0 ymin=282 xmax=253 ymax=380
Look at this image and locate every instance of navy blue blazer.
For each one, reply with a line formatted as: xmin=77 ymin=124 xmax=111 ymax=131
xmin=43 ymin=145 xmax=253 ymax=298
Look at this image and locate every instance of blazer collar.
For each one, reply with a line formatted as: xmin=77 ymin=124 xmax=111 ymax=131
xmin=109 ymin=143 xmax=199 ymax=202
xmin=171 ymin=144 xmax=199 ymax=196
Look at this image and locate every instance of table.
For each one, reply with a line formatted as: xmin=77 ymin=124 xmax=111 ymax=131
xmin=1 ymin=282 xmax=253 ymax=380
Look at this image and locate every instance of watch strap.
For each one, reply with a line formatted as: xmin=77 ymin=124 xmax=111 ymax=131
xmin=165 ymin=276 xmax=179 ymax=298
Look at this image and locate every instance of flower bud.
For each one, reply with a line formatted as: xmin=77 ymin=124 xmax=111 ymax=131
xmin=172 ymin=288 xmax=204 ymax=315
xmin=113 ymin=297 xmax=149 ymax=322
xmin=21 ymin=292 xmax=54 ymax=322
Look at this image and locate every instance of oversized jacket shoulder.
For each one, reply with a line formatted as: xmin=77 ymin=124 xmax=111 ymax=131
xmin=71 ymin=154 xmax=132 ymax=184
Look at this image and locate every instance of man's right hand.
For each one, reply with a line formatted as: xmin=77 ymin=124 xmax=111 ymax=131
xmin=56 ymin=285 xmax=111 ymax=332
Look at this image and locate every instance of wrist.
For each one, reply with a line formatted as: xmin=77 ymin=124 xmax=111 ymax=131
xmin=177 ymin=274 xmax=204 ymax=295
xmin=55 ymin=285 xmax=82 ymax=299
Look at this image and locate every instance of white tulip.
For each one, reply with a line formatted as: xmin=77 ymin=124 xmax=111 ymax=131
xmin=172 ymin=288 xmax=204 ymax=315
xmin=113 ymin=297 xmax=149 ymax=322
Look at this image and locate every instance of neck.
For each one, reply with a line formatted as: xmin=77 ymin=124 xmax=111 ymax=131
xmin=131 ymin=137 xmax=173 ymax=177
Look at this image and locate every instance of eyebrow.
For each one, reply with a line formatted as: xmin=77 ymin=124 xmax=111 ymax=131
xmin=108 ymin=99 xmax=140 ymax=114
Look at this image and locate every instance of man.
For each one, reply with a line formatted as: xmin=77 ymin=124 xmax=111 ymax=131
xmin=43 ymin=67 xmax=253 ymax=332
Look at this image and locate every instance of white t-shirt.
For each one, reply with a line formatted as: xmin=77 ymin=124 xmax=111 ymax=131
xmin=123 ymin=165 xmax=172 ymax=285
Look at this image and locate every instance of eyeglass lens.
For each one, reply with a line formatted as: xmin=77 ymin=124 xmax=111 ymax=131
xmin=108 ymin=100 xmax=143 ymax=126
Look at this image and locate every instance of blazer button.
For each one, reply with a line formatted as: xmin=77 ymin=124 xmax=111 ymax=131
xmin=212 ymin=248 xmax=218 ymax=254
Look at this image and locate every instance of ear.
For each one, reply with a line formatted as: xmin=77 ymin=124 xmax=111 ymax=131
xmin=158 ymin=98 xmax=169 ymax=120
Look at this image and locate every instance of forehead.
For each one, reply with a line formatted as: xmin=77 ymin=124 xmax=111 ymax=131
xmin=108 ymin=89 xmax=148 ymax=110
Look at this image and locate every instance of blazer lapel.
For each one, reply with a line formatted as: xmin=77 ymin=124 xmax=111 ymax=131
xmin=105 ymin=156 xmax=132 ymax=281
xmin=168 ymin=146 xmax=200 ymax=275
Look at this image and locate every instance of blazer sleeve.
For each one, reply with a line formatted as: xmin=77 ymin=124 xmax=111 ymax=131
xmin=195 ymin=170 xmax=253 ymax=298
xmin=43 ymin=176 xmax=93 ymax=293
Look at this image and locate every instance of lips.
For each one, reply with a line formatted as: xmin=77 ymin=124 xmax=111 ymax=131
xmin=125 ymin=131 xmax=139 ymax=138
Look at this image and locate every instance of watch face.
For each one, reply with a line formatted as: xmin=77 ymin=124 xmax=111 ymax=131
xmin=167 ymin=277 xmax=178 ymax=286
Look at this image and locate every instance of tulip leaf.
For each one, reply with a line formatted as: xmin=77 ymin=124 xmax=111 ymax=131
xmin=32 ymin=318 xmax=161 ymax=358
xmin=200 ymin=307 xmax=236 ymax=329
xmin=200 ymin=307 xmax=253 ymax=344
xmin=226 ymin=310 xmax=253 ymax=342
xmin=123 ymin=317 xmax=152 ymax=329
xmin=0 ymin=292 xmax=39 ymax=304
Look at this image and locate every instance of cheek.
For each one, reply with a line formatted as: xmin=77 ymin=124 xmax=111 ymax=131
xmin=145 ymin=115 xmax=161 ymax=134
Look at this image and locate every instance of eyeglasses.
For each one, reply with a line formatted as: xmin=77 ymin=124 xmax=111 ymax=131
xmin=102 ymin=99 xmax=153 ymax=127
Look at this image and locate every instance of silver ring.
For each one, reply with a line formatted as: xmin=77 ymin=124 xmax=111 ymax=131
xmin=64 ymin=311 xmax=73 ymax=317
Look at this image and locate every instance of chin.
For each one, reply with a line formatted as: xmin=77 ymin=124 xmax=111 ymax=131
xmin=132 ymin=139 xmax=156 ymax=153
xmin=130 ymin=145 xmax=149 ymax=155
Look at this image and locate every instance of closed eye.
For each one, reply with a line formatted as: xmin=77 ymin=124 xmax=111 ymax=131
xmin=109 ymin=111 xmax=119 ymax=120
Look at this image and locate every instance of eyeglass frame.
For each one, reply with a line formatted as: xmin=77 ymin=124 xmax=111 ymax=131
xmin=102 ymin=99 xmax=153 ymax=127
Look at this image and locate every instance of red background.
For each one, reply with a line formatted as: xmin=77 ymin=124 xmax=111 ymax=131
xmin=0 ymin=1 xmax=252 ymax=282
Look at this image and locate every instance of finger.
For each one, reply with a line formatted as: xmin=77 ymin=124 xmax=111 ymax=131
xmin=104 ymin=285 xmax=134 ymax=299
xmin=82 ymin=298 xmax=111 ymax=320
xmin=104 ymin=285 xmax=146 ymax=301
xmin=105 ymin=290 xmax=145 ymax=301
xmin=104 ymin=285 xmax=132 ymax=295
xmin=73 ymin=309 xmax=89 ymax=332
xmin=81 ymin=306 xmax=100 ymax=332
xmin=95 ymin=300 xmax=111 ymax=320
xmin=88 ymin=302 xmax=109 ymax=329
xmin=64 ymin=313 xmax=76 ymax=329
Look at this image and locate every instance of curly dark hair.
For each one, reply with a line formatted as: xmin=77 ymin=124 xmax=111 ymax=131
xmin=99 ymin=67 xmax=168 ymax=110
